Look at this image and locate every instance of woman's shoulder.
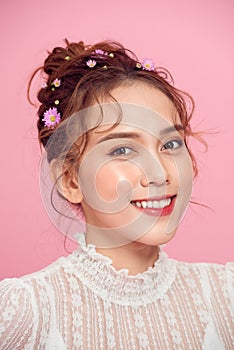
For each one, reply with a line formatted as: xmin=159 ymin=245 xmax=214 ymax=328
xmin=166 ymin=256 xmax=233 ymax=307
xmin=0 ymin=252 xmax=76 ymax=317
xmin=0 ymin=253 xmax=75 ymax=349
xmin=172 ymin=257 xmax=234 ymax=345
xmin=187 ymin=258 xmax=232 ymax=283
xmin=175 ymin=256 xmax=234 ymax=273
xmin=0 ymin=252 xmax=74 ymax=310
xmin=174 ymin=257 xmax=234 ymax=290
xmin=1 ymin=252 xmax=74 ymax=287
xmin=173 ymin=257 xmax=234 ymax=316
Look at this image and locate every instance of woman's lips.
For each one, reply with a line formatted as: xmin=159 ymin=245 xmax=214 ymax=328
xmin=131 ymin=195 xmax=177 ymax=216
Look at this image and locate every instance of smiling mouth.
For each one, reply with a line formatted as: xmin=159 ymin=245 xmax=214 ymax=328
xmin=130 ymin=195 xmax=176 ymax=209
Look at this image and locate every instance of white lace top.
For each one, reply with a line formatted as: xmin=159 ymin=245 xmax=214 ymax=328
xmin=0 ymin=240 xmax=233 ymax=350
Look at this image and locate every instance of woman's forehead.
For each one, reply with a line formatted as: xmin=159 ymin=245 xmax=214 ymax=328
xmin=108 ymin=81 xmax=178 ymax=122
xmin=83 ymin=101 xmax=181 ymax=140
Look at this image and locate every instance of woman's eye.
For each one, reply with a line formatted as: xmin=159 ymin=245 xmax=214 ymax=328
xmin=162 ymin=139 xmax=184 ymax=150
xmin=109 ymin=147 xmax=134 ymax=156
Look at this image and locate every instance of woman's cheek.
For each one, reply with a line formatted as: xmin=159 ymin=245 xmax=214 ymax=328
xmin=95 ymin=163 xmax=138 ymax=202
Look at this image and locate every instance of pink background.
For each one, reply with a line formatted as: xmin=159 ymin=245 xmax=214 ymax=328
xmin=1 ymin=0 xmax=233 ymax=279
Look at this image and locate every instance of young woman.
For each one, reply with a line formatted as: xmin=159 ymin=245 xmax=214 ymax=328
xmin=0 ymin=39 xmax=233 ymax=349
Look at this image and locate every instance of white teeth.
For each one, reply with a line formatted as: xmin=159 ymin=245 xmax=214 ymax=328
xmin=148 ymin=201 xmax=153 ymax=208
xmin=158 ymin=198 xmax=171 ymax=208
xmin=132 ymin=198 xmax=172 ymax=209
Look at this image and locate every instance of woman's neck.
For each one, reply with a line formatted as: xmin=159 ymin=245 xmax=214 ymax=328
xmin=93 ymin=241 xmax=159 ymax=275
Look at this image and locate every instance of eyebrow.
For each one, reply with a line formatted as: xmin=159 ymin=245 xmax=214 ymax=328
xmin=97 ymin=124 xmax=184 ymax=144
xmin=159 ymin=124 xmax=184 ymax=135
xmin=97 ymin=132 xmax=140 ymax=144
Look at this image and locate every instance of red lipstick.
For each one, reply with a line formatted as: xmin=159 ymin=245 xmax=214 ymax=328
xmin=131 ymin=195 xmax=176 ymax=217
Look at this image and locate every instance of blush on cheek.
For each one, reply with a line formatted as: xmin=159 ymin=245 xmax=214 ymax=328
xmin=95 ymin=164 xmax=138 ymax=202
xmin=95 ymin=168 xmax=120 ymax=201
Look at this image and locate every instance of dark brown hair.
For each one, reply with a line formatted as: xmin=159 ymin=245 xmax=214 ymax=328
xmin=28 ymin=39 xmax=205 ymax=178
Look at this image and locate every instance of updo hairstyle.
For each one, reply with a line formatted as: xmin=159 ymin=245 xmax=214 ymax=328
xmin=28 ymin=39 xmax=201 ymax=177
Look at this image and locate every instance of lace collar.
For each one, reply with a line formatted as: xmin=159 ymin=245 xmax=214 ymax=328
xmin=69 ymin=233 xmax=177 ymax=305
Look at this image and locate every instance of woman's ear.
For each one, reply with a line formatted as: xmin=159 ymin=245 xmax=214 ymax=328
xmin=50 ymin=159 xmax=83 ymax=203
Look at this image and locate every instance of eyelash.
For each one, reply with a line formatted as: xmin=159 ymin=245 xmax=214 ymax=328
xmin=161 ymin=139 xmax=184 ymax=150
xmin=109 ymin=146 xmax=134 ymax=156
xmin=108 ymin=139 xmax=184 ymax=157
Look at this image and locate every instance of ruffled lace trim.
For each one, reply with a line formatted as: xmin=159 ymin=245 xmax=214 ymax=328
xmin=69 ymin=232 xmax=177 ymax=305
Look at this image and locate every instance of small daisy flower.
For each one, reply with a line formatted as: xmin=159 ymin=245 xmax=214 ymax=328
xmin=42 ymin=107 xmax=61 ymax=128
xmin=142 ymin=58 xmax=155 ymax=71
xmin=65 ymin=55 xmax=71 ymax=60
xmin=136 ymin=62 xmax=142 ymax=69
xmin=95 ymin=49 xmax=105 ymax=55
xmin=86 ymin=59 xmax=97 ymax=68
xmin=108 ymin=52 xmax=114 ymax=57
xmin=52 ymin=78 xmax=61 ymax=87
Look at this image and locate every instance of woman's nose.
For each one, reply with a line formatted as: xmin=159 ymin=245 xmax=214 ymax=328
xmin=139 ymin=151 xmax=170 ymax=187
xmin=140 ymin=169 xmax=170 ymax=187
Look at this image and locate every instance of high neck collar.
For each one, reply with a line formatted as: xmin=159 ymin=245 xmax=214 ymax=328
xmin=69 ymin=233 xmax=176 ymax=305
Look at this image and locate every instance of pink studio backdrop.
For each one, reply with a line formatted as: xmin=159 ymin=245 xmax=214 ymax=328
xmin=0 ymin=0 xmax=233 ymax=279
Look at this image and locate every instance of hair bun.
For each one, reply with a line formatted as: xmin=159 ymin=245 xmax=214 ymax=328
xmin=44 ymin=39 xmax=86 ymax=76
xmin=64 ymin=39 xmax=86 ymax=56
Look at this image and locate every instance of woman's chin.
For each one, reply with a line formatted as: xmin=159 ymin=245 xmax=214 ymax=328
xmin=134 ymin=226 xmax=177 ymax=246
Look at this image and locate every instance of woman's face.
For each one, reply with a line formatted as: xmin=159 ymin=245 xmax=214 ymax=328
xmin=73 ymin=82 xmax=194 ymax=248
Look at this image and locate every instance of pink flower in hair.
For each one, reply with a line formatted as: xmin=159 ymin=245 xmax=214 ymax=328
xmin=95 ymin=49 xmax=106 ymax=55
xmin=141 ymin=58 xmax=155 ymax=71
xmin=86 ymin=59 xmax=97 ymax=68
xmin=42 ymin=107 xmax=61 ymax=128
xmin=52 ymin=78 xmax=61 ymax=87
